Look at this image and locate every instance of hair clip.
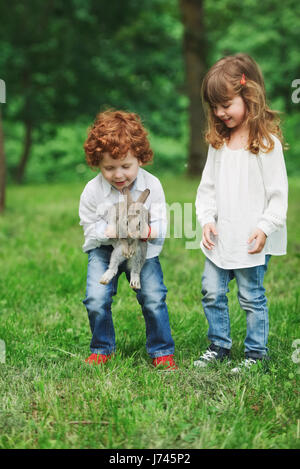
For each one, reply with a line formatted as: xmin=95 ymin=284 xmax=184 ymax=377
xmin=240 ymin=73 xmax=246 ymax=85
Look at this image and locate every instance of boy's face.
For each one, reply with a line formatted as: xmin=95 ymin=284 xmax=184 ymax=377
xmin=99 ymin=151 xmax=142 ymax=191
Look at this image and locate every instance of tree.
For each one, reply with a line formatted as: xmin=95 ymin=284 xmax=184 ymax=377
xmin=179 ymin=0 xmax=208 ymax=176
xmin=0 ymin=0 xmax=185 ymax=183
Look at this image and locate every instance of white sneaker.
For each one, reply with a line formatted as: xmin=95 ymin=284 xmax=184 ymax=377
xmin=231 ymin=358 xmax=258 ymax=374
xmin=194 ymin=345 xmax=230 ymax=368
xmin=194 ymin=349 xmax=218 ymax=368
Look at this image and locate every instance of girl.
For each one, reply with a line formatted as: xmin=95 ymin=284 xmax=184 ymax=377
xmin=194 ymin=53 xmax=288 ymax=372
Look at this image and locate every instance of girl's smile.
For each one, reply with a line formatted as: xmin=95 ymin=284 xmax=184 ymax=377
xmin=213 ymin=95 xmax=247 ymax=130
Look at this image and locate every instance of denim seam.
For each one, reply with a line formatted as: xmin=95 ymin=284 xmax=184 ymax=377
xmin=259 ymin=265 xmax=267 ymax=354
xmin=259 ymin=267 xmax=266 ymax=352
xmin=105 ymin=282 xmax=115 ymax=351
xmin=244 ymin=264 xmax=268 ymax=355
xmin=220 ymin=269 xmax=230 ymax=343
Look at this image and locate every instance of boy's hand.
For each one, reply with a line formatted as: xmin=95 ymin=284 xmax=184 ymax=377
xmin=140 ymin=224 xmax=150 ymax=239
xmin=105 ymin=225 xmax=117 ymax=238
xmin=202 ymin=223 xmax=218 ymax=250
xmin=248 ymin=228 xmax=267 ymax=254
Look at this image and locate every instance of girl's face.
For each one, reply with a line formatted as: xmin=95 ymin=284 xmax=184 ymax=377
xmin=212 ymin=95 xmax=247 ymax=130
xmin=99 ymin=151 xmax=142 ymax=191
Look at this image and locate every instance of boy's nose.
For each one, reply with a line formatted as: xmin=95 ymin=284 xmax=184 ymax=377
xmin=114 ymin=169 xmax=123 ymax=179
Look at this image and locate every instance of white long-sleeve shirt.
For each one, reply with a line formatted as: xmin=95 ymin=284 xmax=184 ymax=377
xmin=195 ymin=135 xmax=288 ymax=269
xmin=79 ymin=167 xmax=167 ymax=258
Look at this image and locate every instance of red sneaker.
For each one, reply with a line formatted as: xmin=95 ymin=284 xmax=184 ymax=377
xmin=152 ymin=354 xmax=178 ymax=370
xmin=85 ymin=353 xmax=111 ymax=365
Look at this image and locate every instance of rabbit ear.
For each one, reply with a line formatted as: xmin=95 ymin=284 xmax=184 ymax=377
xmin=137 ymin=189 xmax=150 ymax=204
xmin=122 ymin=186 xmax=133 ymax=206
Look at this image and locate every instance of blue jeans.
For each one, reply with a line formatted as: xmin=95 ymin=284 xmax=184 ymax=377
xmin=83 ymin=246 xmax=175 ymax=358
xmin=201 ymin=256 xmax=271 ymax=359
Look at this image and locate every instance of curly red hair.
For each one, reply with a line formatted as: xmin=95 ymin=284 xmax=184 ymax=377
xmin=84 ymin=109 xmax=153 ymax=168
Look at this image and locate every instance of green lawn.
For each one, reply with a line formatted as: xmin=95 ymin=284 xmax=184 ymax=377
xmin=0 ymin=175 xmax=299 ymax=449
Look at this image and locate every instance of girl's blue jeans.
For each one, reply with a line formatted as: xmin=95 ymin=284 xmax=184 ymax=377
xmin=201 ymin=256 xmax=271 ymax=359
xmin=83 ymin=246 xmax=175 ymax=358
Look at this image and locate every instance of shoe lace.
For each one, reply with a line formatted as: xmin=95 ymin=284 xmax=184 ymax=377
xmin=200 ymin=350 xmax=218 ymax=362
xmin=243 ymin=358 xmax=257 ymax=368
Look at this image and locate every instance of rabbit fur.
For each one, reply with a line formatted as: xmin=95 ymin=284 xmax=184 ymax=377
xmin=99 ymin=186 xmax=150 ymax=289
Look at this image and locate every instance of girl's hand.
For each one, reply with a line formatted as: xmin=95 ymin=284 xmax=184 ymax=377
xmin=202 ymin=223 xmax=218 ymax=250
xmin=105 ymin=225 xmax=117 ymax=238
xmin=247 ymin=228 xmax=267 ymax=254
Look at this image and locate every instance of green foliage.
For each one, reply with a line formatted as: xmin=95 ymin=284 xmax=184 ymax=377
xmin=0 ymin=0 xmax=185 ymax=136
xmin=0 ymin=176 xmax=299 ymax=448
xmin=3 ymin=119 xmax=189 ymax=184
xmin=4 ymin=110 xmax=299 ymax=184
xmin=1 ymin=0 xmax=300 ymax=182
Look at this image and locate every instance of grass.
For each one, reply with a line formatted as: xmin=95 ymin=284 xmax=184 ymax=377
xmin=0 ymin=175 xmax=299 ymax=449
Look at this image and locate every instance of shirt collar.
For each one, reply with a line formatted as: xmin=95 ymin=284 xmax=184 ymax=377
xmin=101 ymin=168 xmax=146 ymax=198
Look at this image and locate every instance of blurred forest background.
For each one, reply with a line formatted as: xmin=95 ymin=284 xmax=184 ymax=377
xmin=0 ymin=0 xmax=299 ymax=196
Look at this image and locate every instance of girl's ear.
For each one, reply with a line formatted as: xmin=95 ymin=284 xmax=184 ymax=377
xmin=138 ymin=160 xmax=143 ymax=166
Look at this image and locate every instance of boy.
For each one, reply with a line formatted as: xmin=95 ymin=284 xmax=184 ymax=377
xmin=79 ymin=110 xmax=177 ymax=370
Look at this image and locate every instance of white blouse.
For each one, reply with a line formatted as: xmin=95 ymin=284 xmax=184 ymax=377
xmin=195 ymin=135 xmax=288 ymax=269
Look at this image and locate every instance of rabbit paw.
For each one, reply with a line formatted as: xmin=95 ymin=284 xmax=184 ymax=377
xmin=100 ymin=269 xmax=115 ymax=285
xmin=122 ymin=245 xmax=135 ymax=259
xmin=130 ymin=274 xmax=141 ymax=290
xmin=122 ymin=246 xmax=131 ymax=259
xmin=128 ymin=245 xmax=136 ymax=257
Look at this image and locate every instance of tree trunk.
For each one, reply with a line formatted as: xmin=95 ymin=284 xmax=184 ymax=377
xmin=0 ymin=108 xmax=5 ymax=213
xmin=180 ymin=0 xmax=208 ymax=176
xmin=15 ymin=119 xmax=33 ymax=184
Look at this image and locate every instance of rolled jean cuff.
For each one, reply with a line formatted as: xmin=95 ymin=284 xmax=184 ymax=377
xmin=148 ymin=348 xmax=175 ymax=359
xmin=211 ymin=340 xmax=231 ymax=351
xmin=90 ymin=347 xmax=116 ymax=355
xmin=245 ymin=350 xmax=269 ymax=360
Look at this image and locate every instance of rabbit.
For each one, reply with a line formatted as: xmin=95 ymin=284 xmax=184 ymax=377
xmin=99 ymin=187 xmax=150 ymax=289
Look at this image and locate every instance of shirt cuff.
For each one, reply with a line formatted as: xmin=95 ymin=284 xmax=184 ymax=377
xmin=199 ymin=216 xmax=216 ymax=228
xmin=257 ymin=221 xmax=273 ymax=237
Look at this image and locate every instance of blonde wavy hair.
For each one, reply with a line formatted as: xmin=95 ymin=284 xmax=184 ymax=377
xmin=202 ymin=53 xmax=285 ymax=154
